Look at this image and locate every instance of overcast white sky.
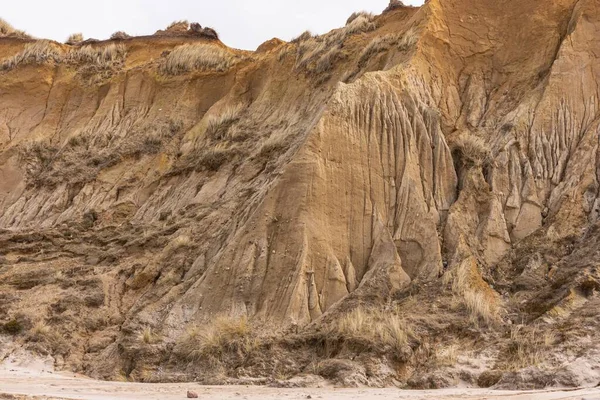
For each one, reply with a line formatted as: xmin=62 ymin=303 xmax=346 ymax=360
xmin=2 ymin=0 xmax=424 ymax=50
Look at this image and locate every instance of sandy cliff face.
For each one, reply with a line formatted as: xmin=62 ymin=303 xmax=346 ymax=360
xmin=1 ymin=0 xmax=599 ymax=388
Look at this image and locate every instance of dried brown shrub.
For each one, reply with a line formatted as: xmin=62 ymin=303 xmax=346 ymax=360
xmin=200 ymin=27 xmax=219 ymax=40
xmin=294 ymin=13 xmax=375 ymax=73
xmin=110 ymin=31 xmax=131 ymax=40
xmin=326 ymin=306 xmax=415 ymax=355
xmin=383 ymin=0 xmax=405 ymax=13
xmin=167 ymin=20 xmax=189 ymax=32
xmin=65 ymin=43 xmax=127 ymax=83
xmin=290 ymin=30 xmax=315 ymax=44
xmin=66 ymin=33 xmax=84 ymax=45
xmin=173 ymin=315 xmax=256 ymax=361
xmin=0 ymin=18 xmax=31 ymax=39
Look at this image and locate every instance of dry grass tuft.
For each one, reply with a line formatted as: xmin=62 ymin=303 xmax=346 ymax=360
xmin=445 ymin=259 xmax=503 ymax=327
xmin=66 ymin=43 xmax=127 ymax=67
xmin=358 ymin=28 xmax=418 ymax=68
xmin=26 ymin=321 xmax=69 ymax=355
xmin=500 ymin=326 xmax=557 ymax=370
xmin=358 ymin=36 xmax=392 ymax=66
xmin=328 ymin=306 xmax=414 ymax=355
xmin=398 ymin=28 xmax=418 ymax=50
xmin=157 ymin=21 xmax=219 ymax=39
xmin=160 ymin=43 xmax=237 ymax=75
xmin=65 ymin=43 xmax=127 ymax=83
xmin=0 ymin=18 xmax=31 ymax=39
xmin=173 ymin=135 xmax=245 ymax=173
xmin=190 ymin=22 xmax=202 ymax=34
xmin=205 ymin=104 xmax=244 ymax=140
xmin=174 ymin=315 xmax=256 ymax=361
xmin=21 ymin=118 xmax=181 ymax=187
xmin=30 ymin=321 xmax=51 ymax=337
xmin=139 ymin=327 xmax=161 ymax=344
xmin=1 ymin=40 xmax=63 ymax=71
xmin=290 ymin=31 xmax=315 ymax=44
xmin=199 ymin=27 xmax=219 ymax=40
xmin=314 ymin=46 xmax=341 ymax=74
xmin=346 ymin=11 xmax=373 ymax=26
xmin=294 ymin=14 xmax=375 ymax=73
xmin=296 ymin=40 xmax=325 ymax=69
xmin=110 ymin=31 xmax=131 ymax=40
xmin=0 ymin=18 xmax=15 ymax=36
xmin=188 ymin=23 xmax=220 ymax=39
xmin=463 ymin=290 xmax=498 ymax=327
xmin=167 ymin=20 xmax=189 ymax=31
xmin=383 ymin=0 xmax=405 ymax=13
xmin=344 ymin=14 xmax=377 ymax=36
xmin=442 ymin=258 xmax=469 ymax=293
xmin=66 ymin=33 xmax=84 ymax=45
xmin=453 ymin=134 xmax=491 ymax=166
xmin=435 ymin=343 xmax=459 ymax=366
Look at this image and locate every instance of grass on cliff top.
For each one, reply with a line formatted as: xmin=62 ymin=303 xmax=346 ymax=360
xmin=160 ymin=43 xmax=238 ymax=75
xmin=292 ymin=12 xmax=376 ymax=74
xmin=158 ymin=20 xmax=219 ymax=40
xmin=346 ymin=11 xmax=374 ymax=26
xmin=66 ymin=43 xmax=127 ymax=68
xmin=111 ymin=31 xmax=132 ymax=40
xmin=288 ymin=14 xmax=417 ymax=80
xmin=167 ymin=20 xmax=189 ymax=31
xmin=65 ymin=33 xmax=84 ymax=45
xmin=384 ymin=0 xmax=406 ymax=13
xmin=0 ymin=18 xmax=31 ymax=39
xmin=0 ymin=40 xmax=127 ymax=73
xmin=0 ymin=40 xmax=63 ymax=71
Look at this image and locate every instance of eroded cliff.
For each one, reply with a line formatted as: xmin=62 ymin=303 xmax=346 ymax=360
xmin=1 ymin=0 xmax=599 ymax=389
